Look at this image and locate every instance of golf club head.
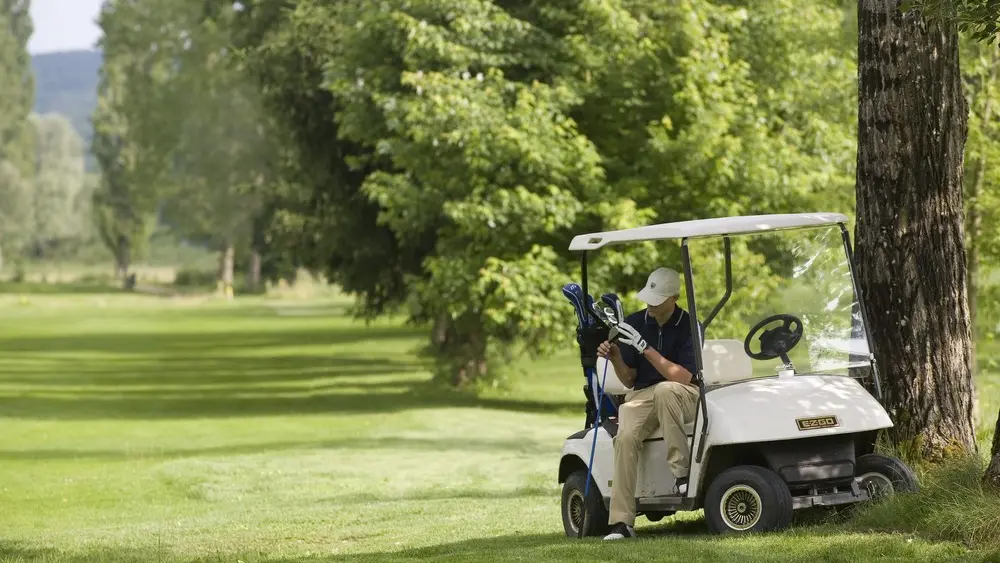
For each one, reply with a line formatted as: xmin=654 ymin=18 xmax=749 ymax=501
xmin=601 ymin=293 xmax=625 ymax=325
xmin=561 ymin=283 xmax=587 ymax=329
xmin=590 ymin=301 xmax=619 ymax=328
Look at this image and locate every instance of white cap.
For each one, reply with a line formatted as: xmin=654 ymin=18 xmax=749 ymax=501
xmin=636 ymin=267 xmax=682 ymax=306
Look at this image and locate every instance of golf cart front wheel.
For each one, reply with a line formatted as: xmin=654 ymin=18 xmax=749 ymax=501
xmin=561 ymin=470 xmax=610 ymax=537
xmin=856 ymin=453 xmax=918 ymax=500
xmin=704 ymin=465 xmax=793 ymax=534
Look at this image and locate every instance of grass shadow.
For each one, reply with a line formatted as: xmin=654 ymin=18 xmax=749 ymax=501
xmin=0 ymin=281 xmax=122 ymax=295
xmin=1 ymin=528 xmax=993 ymax=563
xmin=0 ymin=325 xmax=580 ymax=420
xmin=0 ymin=434 xmax=561 ymax=461
xmin=0 ymin=326 xmax=421 ymax=355
xmin=0 ymin=382 xmax=581 ymax=420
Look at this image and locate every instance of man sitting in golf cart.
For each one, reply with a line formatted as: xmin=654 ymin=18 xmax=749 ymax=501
xmin=597 ymin=267 xmax=700 ymax=540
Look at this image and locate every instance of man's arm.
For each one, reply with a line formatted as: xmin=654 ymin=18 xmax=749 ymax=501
xmin=641 ymin=347 xmax=693 ymax=385
xmin=610 ymin=353 xmax=637 ymax=388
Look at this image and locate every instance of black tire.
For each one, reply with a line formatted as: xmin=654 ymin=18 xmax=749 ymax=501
xmin=561 ymin=469 xmax=610 ymax=538
xmin=704 ymin=465 xmax=794 ymax=535
xmin=856 ymin=453 xmax=919 ymax=500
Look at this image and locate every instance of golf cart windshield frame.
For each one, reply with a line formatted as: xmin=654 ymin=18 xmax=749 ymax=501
xmin=576 ymin=219 xmax=884 ymax=463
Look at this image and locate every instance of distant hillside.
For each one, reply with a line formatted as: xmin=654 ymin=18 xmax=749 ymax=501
xmin=32 ymin=49 xmax=102 ymax=146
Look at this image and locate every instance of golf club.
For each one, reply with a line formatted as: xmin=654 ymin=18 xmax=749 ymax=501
xmin=562 ymin=282 xmax=613 ymax=538
xmin=601 ymin=293 xmax=625 ymax=325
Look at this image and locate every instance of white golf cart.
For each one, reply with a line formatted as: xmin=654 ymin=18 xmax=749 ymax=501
xmin=558 ymin=213 xmax=918 ymax=536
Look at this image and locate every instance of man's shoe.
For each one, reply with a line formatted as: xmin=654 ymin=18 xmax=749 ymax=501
xmin=674 ymin=477 xmax=688 ymax=495
xmin=603 ymin=522 xmax=636 ymax=540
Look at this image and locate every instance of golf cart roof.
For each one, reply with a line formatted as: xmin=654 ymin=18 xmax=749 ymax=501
xmin=568 ymin=212 xmax=849 ymax=251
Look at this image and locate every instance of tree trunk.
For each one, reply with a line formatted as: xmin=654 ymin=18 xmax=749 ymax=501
xmin=219 ymin=242 xmax=235 ymax=298
xmin=430 ymin=312 xmax=488 ymax=387
xmin=431 ymin=312 xmax=451 ymax=350
xmin=114 ymin=236 xmax=130 ymax=283
xmin=855 ymin=0 xmax=976 ymax=460
xmin=986 ymin=414 xmax=1000 ymax=487
xmin=248 ymin=249 xmax=261 ymax=293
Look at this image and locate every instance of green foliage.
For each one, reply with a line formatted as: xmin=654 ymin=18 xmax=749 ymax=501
xmin=25 ymin=113 xmax=90 ymax=258
xmin=172 ymin=267 xmax=219 ymax=288
xmin=0 ymin=159 xmax=30 ymax=268
xmin=98 ymin=0 xmax=275 ymax=284
xmin=906 ymin=0 xmax=1000 ymax=43
xmin=90 ymin=0 xmax=860 ymax=382
xmin=0 ymin=0 xmax=33 ymax=170
xmin=233 ymin=0 xmax=860 ymax=383
xmin=961 ymin=35 xmax=1000 ymax=359
xmin=234 ymin=0 xmax=432 ymax=318
xmin=0 ymin=0 xmax=35 ymax=270
xmin=575 ymin=0 xmax=857 ymax=226
xmin=963 ymin=40 xmax=1000 ymax=258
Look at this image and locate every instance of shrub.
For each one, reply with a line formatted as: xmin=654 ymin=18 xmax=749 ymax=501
xmin=173 ymin=269 xmax=217 ymax=288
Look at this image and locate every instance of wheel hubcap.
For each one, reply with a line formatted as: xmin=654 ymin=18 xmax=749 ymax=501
xmin=859 ymin=472 xmax=894 ymax=501
xmin=568 ymin=490 xmax=585 ymax=532
xmin=720 ymin=485 xmax=762 ymax=531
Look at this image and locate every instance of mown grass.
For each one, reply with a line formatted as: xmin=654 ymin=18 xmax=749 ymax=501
xmin=0 ymin=288 xmax=999 ymax=563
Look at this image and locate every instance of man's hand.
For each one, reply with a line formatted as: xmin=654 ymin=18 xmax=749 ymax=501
xmin=597 ymin=340 xmax=620 ymax=360
xmin=598 ymin=337 xmax=636 ymax=388
xmin=614 ymin=321 xmax=648 ymax=354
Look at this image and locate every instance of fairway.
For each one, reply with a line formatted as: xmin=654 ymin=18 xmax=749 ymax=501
xmin=0 ymin=292 xmax=996 ymax=563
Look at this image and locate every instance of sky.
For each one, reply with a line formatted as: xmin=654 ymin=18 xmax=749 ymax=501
xmin=28 ymin=0 xmax=104 ymax=54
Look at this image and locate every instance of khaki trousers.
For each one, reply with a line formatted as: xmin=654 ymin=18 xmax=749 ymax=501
xmin=609 ymin=381 xmax=700 ymax=527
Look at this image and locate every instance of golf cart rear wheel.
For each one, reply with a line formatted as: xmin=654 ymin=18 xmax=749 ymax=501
xmin=561 ymin=470 xmax=610 ymax=537
xmin=705 ymin=465 xmax=793 ymax=535
xmin=856 ymin=453 xmax=918 ymax=500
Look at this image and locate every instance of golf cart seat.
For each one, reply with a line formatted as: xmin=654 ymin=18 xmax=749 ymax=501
xmin=594 ymin=339 xmax=751 ymax=442
xmin=592 ymin=338 xmax=751 ymax=394
xmin=700 ymin=339 xmax=753 ymax=386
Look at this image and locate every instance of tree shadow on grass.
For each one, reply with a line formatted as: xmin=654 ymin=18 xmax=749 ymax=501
xmin=0 ymin=326 xmax=580 ymax=421
xmin=266 ymin=525 xmax=992 ymax=563
xmin=1 ymin=527 xmax=990 ymax=563
xmin=0 ymin=383 xmax=580 ymax=420
xmin=0 ymin=281 xmax=122 ymax=295
xmin=0 ymin=434 xmax=562 ymax=461
xmin=0 ymin=326 xmax=421 ymax=355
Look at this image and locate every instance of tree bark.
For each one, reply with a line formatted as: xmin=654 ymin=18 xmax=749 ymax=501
xmin=114 ymin=235 xmax=130 ymax=284
xmin=431 ymin=312 xmax=451 ymax=350
xmin=855 ymin=0 xmax=976 ymax=460
xmin=219 ymin=242 xmax=235 ymax=298
xmin=429 ymin=311 xmax=488 ymax=387
xmin=987 ymin=415 xmax=1000 ymax=487
xmin=248 ymin=248 xmax=261 ymax=293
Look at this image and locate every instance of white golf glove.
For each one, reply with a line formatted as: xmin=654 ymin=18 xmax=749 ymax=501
xmin=613 ymin=321 xmax=648 ymax=354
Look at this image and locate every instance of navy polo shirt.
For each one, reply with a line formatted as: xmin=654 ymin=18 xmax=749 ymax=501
xmin=620 ymin=307 xmax=698 ymax=390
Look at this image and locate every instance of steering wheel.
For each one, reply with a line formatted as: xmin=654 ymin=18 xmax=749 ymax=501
xmin=744 ymin=314 xmax=804 ymax=365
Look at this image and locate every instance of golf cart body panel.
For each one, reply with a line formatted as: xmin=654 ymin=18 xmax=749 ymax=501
xmin=703 ymin=375 xmax=893 ymax=446
xmin=560 ymin=428 xmax=614 ymax=496
xmin=569 ymin=212 xmax=849 ymax=250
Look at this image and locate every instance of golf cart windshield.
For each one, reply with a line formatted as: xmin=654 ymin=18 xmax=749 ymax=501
xmin=688 ymin=225 xmax=872 ymax=381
